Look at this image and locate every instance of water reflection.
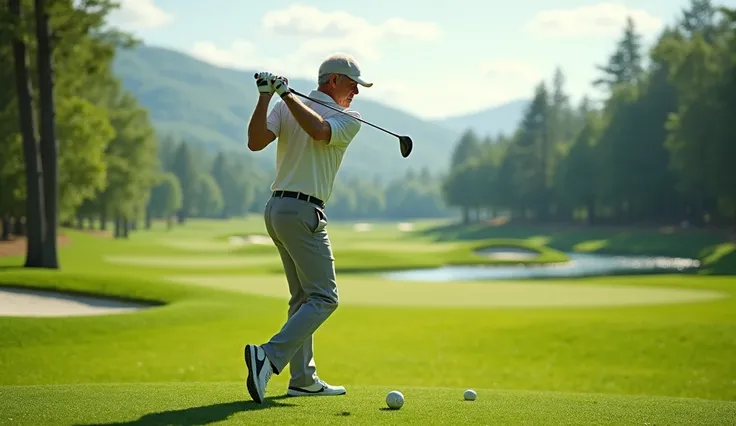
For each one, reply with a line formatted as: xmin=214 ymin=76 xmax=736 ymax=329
xmin=381 ymin=253 xmax=701 ymax=282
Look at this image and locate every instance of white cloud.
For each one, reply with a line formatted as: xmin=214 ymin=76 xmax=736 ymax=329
xmin=190 ymin=40 xmax=257 ymax=69
xmin=189 ymin=5 xmax=440 ymax=83
xmin=259 ymin=4 xmax=440 ymax=61
xmin=261 ymin=4 xmax=440 ymax=42
xmin=189 ymin=39 xmax=327 ymax=80
xmin=527 ymin=3 xmax=663 ymax=38
xmin=107 ymin=0 xmax=173 ymax=30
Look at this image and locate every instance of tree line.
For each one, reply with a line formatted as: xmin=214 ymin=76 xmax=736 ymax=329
xmin=143 ymin=136 xmax=450 ymax=227
xmin=443 ymin=0 xmax=736 ymax=228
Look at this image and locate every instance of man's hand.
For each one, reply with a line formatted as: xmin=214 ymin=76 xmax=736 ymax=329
xmin=271 ymin=75 xmax=291 ymax=98
xmin=255 ymin=71 xmax=275 ymax=96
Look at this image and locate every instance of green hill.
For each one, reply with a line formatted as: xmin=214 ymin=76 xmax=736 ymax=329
xmin=112 ymin=45 xmax=460 ymax=180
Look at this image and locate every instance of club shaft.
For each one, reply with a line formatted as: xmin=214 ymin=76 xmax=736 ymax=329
xmin=289 ymin=89 xmax=399 ymax=138
xmin=252 ymin=73 xmax=399 ymax=138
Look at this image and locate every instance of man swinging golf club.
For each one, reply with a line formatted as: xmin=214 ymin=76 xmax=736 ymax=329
xmin=243 ymin=53 xmax=373 ymax=404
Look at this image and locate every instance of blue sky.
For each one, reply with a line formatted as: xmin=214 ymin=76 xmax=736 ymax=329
xmin=108 ymin=0 xmax=736 ymax=119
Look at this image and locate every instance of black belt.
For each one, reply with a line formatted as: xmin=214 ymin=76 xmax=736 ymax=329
xmin=272 ymin=190 xmax=325 ymax=209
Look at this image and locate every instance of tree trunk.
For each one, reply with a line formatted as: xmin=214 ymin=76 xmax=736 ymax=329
xmin=11 ymin=0 xmax=46 ymax=268
xmin=34 ymin=0 xmax=59 ymax=269
xmin=1 ymin=215 xmax=11 ymax=241
xmin=15 ymin=217 xmax=26 ymax=236
xmin=114 ymin=217 xmax=121 ymax=238
xmin=100 ymin=208 xmax=107 ymax=230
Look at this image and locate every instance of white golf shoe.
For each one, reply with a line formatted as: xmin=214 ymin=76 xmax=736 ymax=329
xmin=287 ymin=378 xmax=346 ymax=397
xmin=244 ymin=344 xmax=273 ymax=404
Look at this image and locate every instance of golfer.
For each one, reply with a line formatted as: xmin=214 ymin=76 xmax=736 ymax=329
xmin=243 ymin=53 xmax=373 ymax=404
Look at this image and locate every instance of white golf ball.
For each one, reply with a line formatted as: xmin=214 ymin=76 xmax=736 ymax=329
xmin=386 ymin=390 xmax=404 ymax=409
xmin=464 ymin=389 xmax=477 ymax=401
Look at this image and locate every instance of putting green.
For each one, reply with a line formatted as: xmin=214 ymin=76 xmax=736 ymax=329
xmin=165 ymin=274 xmax=728 ymax=308
xmin=104 ymin=255 xmax=280 ymax=268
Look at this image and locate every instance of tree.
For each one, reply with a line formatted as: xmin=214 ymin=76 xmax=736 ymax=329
xmin=56 ymin=96 xmax=115 ymax=221
xmin=170 ymin=141 xmax=197 ymax=223
xmin=450 ymin=129 xmax=483 ymax=170
xmin=594 ymin=16 xmax=645 ymax=92
xmin=680 ymin=0 xmax=718 ymax=42
xmin=148 ymin=172 xmax=182 ymax=230
xmin=9 ymin=0 xmax=46 ymax=267
xmin=191 ymin=173 xmax=223 ymax=218
xmin=35 ymin=0 xmax=60 ymax=268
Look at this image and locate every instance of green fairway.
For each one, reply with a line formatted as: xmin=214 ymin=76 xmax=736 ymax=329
xmin=1 ymin=217 xmax=735 ymax=425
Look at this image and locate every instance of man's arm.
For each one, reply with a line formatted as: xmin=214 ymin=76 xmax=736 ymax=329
xmin=281 ymin=93 xmax=332 ymax=142
xmin=247 ymin=93 xmax=277 ymax=151
xmin=271 ymin=76 xmax=332 ymax=143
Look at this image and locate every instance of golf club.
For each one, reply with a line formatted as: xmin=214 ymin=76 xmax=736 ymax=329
xmin=253 ymin=73 xmax=413 ymax=158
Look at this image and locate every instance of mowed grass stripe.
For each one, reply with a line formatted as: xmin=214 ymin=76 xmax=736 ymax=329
xmin=165 ymin=273 xmax=729 ymax=307
xmin=1 ymin=383 xmax=734 ymax=425
xmin=104 ymin=255 xmax=281 ymax=268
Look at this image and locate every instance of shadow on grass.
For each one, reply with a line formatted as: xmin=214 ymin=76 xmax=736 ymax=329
xmin=81 ymin=396 xmax=296 ymax=426
xmin=0 ymin=265 xmax=24 ymax=270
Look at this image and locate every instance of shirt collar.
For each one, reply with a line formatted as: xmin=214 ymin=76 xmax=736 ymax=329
xmin=308 ymin=90 xmax=339 ymax=106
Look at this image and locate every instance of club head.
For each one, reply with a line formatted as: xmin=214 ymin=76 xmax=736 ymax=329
xmin=398 ymin=136 xmax=413 ymax=158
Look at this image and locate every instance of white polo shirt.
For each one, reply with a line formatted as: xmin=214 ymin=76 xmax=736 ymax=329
xmin=266 ymin=90 xmax=362 ymax=203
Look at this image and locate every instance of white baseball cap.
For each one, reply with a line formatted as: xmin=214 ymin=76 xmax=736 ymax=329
xmin=318 ymin=53 xmax=373 ymax=87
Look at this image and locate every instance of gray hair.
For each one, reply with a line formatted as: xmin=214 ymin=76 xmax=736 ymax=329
xmin=318 ymin=73 xmax=345 ymax=85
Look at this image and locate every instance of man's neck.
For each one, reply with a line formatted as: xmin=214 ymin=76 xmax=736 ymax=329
xmin=316 ymin=87 xmax=338 ymax=103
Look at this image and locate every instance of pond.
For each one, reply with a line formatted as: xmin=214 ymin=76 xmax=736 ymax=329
xmin=380 ymin=252 xmax=702 ymax=282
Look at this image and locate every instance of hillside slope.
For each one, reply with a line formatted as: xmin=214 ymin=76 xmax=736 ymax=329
xmin=112 ymin=45 xmax=460 ymax=180
xmin=434 ymin=99 xmax=529 ymax=138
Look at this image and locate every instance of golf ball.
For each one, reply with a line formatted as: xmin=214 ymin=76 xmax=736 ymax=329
xmin=464 ymin=389 xmax=477 ymax=401
xmin=386 ymin=390 xmax=404 ymax=409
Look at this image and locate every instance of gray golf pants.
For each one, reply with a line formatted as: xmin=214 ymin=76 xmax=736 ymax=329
xmin=260 ymin=195 xmax=339 ymax=388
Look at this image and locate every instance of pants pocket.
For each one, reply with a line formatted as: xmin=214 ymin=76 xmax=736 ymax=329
xmin=311 ymin=207 xmax=328 ymax=234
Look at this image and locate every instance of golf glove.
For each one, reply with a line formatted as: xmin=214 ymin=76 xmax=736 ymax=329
xmin=255 ymin=71 xmax=275 ymax=95
xmin=271 ymin=76 xmax=290 ymax=98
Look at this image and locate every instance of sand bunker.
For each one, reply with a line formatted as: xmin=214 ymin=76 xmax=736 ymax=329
xmin=228 ymin=235 xmax=273 ymax=246
xmin=0 ymin=287 xmax=150 ymax=317
xmin=353 ymin=223 xmax=373 ymax=232
xmin=474 ymin=246 xmax=540 ymax=260
xmin=397 ymin=222 xmax=413 ymax=232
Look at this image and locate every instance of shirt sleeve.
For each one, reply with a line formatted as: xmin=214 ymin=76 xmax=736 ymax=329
xmin=326 ymin=109 xmax=362 ymax=148
xmin=266 ymin=101 xmax=282 ymax=138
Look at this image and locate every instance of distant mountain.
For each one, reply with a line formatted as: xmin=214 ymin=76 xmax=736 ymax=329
xmin=433 ymin=99 xmax=529 ymax=139
xmin=112 ymin=45 xmax=461 ymax=181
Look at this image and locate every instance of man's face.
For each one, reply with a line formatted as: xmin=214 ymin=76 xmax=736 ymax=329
xmin=331 ymin=74 xmax=359 ymax=107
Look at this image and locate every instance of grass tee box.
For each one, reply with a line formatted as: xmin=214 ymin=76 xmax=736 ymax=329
xmin=0 ymin=218 xmax=735 ymax=425
xmin=2 ymin=383 xmax=735 ymax=425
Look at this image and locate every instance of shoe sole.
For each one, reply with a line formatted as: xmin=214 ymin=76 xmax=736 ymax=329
xmin=287 ymin=389 xmax=346 ymax=397
xmin=244 ymin=345 xmax=263 ymax=404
